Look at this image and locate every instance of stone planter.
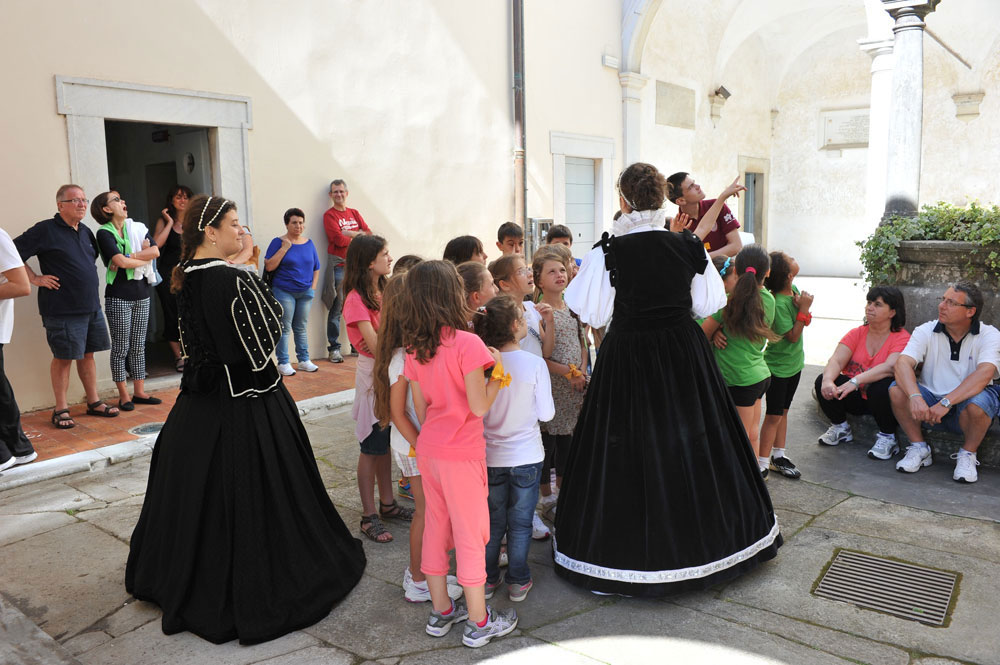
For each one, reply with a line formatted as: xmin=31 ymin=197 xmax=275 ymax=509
xmin=893 ymin=240 xmax=1000 ymax=329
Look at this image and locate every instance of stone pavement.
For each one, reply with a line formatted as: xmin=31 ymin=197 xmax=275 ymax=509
xmin=2 ymin=366 xmax=999 ymax=665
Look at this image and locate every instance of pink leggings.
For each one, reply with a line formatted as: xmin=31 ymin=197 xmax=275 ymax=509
xmin=417 ymin=455 xmax=489 ymax=587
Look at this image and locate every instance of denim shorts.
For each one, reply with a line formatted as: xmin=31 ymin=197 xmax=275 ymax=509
xmin=42 ymin=311 xmax=111 ymax=360
xmin=896 ymin=382 xmax=1000 ymax=434
xmin=359 ymin=422 xmax=391 ymax=455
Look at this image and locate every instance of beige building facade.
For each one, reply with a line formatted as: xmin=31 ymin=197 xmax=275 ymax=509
xmin=1 ymin=0 xmax=997 ymax=410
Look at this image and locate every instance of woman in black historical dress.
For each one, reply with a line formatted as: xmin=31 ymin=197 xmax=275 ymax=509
xmin=554 ymin=163 xmax=781 ymax=596
xmin=126 ymin=195 xmax=366 ymax=644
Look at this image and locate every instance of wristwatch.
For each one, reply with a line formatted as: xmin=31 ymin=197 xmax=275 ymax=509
xmin=848 ymin=377 xmax=860 ymax=388
xmin=939 ymin=397 xmax=952 ymax=409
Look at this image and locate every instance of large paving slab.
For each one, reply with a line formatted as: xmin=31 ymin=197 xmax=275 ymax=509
xmin=396 ymin=636 xmax=604 ymax=664
xmin=810 ymin=496 xmax=1000 ymax=563
xmin=720 ymin=527 xmax=1000 ymax=664
xmin=76 ymin=620 xmax=320 ymax=665
xmin=0 ymin=522 xmax=131 ymax=642
xmin=529 ymin=600 xmax=857 ymax=664
xmin=669 ymin=592 xmax=911 ymax=665
xmin=765 ymin=478 xmax=850 ymax=516
xmin=0 ymin=511 xmax=78 ymax=547
xmin=0 ymin=593 xmax=81 ymax=665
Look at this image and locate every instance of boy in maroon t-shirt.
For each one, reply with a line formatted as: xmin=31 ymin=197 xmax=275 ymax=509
xmin=666 ymin=172 xmax=745 ymax=258
xmin=322 ymin=179 xmax=372 ymax=363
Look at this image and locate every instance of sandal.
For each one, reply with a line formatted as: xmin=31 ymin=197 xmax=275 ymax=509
xmin=360 ymin=514 xmax=393 ymax=543
xmin=380 ymin=500 xmax=415 ymax=522
xmin=118 ymin=400 xmax=135 ymax=411
xmin=86 ymin=401 xmax=120 ymax=418
xmin=51 ymin=409 xmax=75 ymax=429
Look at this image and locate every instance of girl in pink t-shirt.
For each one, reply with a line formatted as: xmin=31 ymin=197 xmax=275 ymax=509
xmin=343 ymin=234 xmax=412 ymax=543
xmin=402 ymin=260 xmax=518 ymax=647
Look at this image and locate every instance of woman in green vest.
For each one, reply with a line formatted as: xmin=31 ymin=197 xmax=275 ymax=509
xmin=92 ymin=191 xmax=163 ymax=410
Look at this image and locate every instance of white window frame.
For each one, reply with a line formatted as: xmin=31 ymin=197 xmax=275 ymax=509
xmin=55 ymin=76 xmax=254 ymax=228
xmin=550 ymin=131 xmax=616 ymax=243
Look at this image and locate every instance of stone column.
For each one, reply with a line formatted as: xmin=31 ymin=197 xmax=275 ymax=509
xmin=619 ymin=71 xmax=648 ymax=167
xmin=859 ymin=37 xmax=895 ymax=222
xmin=881 ymin=0 xmax=940 ymax=221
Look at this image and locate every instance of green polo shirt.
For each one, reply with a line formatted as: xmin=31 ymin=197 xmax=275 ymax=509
xmin=711 ymin=288 xmax=775 ymax=387
xmin=764 ymin=285 xmax=805 ymax=378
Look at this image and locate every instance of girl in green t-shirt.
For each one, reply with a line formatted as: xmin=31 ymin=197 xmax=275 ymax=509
xmin=701 ymin=245 xmax=779 ymax=471
xmin=760 ymin=252 xmax=814 ymax=480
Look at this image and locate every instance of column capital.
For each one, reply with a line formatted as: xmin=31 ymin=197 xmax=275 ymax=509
xmin=618 ymin=71 xmax=649 ymax=91
xmin=858 ymin=37 xmax=895 ymax=58
xmin=881 ymin=0 xmax=941 ymax=27
xmin=619 ymin=71 xmax=649 ymax=105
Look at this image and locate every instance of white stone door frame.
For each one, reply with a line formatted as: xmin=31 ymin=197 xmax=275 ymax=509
xmin=737 ymin=155 xmax=771 ymax=247
xmin=550 ymin=131 xmax=616 ymax=242
xmin=55 ymin=76 xmax=254 ymax=228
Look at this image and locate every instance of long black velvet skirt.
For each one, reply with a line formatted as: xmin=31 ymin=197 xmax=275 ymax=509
xmin=125 ymin=383 xmax=366 ymax=644
xmin=553 ymin=315 xmax=781 ymax=596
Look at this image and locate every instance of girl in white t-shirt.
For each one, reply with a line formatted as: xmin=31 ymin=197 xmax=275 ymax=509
xmin=488 ymin=255 xmax=553 ymax=358
xmin=474 ymin=295 xmax=555 ymax=603
xmin=374 ymin=271 xmax=463 ymax=604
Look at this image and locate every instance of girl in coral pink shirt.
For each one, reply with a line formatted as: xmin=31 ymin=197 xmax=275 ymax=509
xmin=402 ymin=260 xmax=518 ymax=647
xmin=343 ymin=235 xmax=413 ymax=544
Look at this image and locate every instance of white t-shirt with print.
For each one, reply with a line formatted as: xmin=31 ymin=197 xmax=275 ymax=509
xmin=0 ymin=229 xmax=25 ymax=344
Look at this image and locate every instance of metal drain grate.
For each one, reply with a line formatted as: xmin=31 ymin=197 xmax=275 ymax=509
xmin=814 ymin=550 xmax=957 ymax=626
xmin=128 ymin=422 xmax=164 ymax=436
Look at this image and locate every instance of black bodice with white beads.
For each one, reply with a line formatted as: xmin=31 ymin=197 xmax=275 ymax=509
xmin=177 ymin=260 xmax=283 ymax=397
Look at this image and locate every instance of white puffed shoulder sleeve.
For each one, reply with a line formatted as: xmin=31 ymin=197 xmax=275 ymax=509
xmin=564 ymin=244 xmax=614 ymax=328
xmin=689 ymin=247 xmax=727 ymax=318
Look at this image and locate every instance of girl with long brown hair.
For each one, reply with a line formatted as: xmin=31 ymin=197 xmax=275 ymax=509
xmin=701 ymin=243 xmax=780 ymax=463
xmin=400 ymin=260 xmax=518 ymax=647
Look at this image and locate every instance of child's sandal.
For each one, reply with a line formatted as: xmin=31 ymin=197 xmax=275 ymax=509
xmin=360 ymin=514 xmax=393 ymax=543
xmin=380 ymin=500 xmax=415 ymax=522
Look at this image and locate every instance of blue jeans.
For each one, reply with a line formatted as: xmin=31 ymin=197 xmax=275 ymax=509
xmin=485 ymin=461 xmax=541 ymax=585
xmin=272 ymin=285 xmax=314 ymax=364
xmin=326 ymin=260 xmax=345 ymax=351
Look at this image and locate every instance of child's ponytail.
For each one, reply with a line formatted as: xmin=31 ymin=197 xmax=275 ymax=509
xmin=724 ymin=244 xmax=780 ymax=343
xmin=473 ymin=295 xmax=521 ymax=349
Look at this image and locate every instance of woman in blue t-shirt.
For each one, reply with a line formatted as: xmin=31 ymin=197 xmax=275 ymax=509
xmin=265 ymin=208 xmax=322 ymax=376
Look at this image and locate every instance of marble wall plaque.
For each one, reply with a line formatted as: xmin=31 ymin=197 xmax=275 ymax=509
xmin=656 ymin=81 xmax=696 ymax=129
xmin=820 ymin=108 xmax=869 ymax=149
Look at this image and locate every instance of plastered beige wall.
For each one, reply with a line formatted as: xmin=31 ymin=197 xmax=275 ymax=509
xmin=0 ymin=0 xmax=625 ymax=411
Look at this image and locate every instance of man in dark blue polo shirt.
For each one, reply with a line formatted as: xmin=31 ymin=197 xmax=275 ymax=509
xmin=14 ymin=184 xmax=118 ymax=429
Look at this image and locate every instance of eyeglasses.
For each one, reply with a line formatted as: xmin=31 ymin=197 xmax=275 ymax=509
xmin=939 ymin=297 xmax=974 ymax=308
xmin=60 ymin=198 xmax=89 ymax=205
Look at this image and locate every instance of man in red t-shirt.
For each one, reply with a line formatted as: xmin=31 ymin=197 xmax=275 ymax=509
xmin=321 ymin=179 xmax=372 ymax=363
xmin=666 ymin=172 xmax=744 ymax=258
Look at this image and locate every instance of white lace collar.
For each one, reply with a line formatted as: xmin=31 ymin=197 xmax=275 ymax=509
xmin=612 ymin=208 xmax=668 ymax=236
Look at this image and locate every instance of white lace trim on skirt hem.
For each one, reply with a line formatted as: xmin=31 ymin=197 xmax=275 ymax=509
xmin=553 ymin=519 xmax=779 ymax=584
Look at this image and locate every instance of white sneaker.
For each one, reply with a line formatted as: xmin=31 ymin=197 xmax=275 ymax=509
xmin=0 ymin=457 xmax=14 ymax=472
xmin=403 ymin=568 xmax=463 ymax=602
xmin=532 ymin=512 xmax=551 ymax=540
xmin=298 ymin=360 xmax=319 ymax=372
xmin=951 ymin=451 xmax=979 ymax=483
xmin=13 ymin=451 xmax=37 ymax=466
xmin=895 ymin=444 xmax=932 ymax=473
xmin=818 ymin=422 xmax=852 ymax=446
xmin=867 ymin=433 xmax=899 ymax=460
xmin=277 ymin=363 xmax=296 ymax=376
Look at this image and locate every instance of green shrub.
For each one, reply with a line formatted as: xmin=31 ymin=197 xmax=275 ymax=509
xmin=856 ymin=201 xmax=1000 ymax=285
